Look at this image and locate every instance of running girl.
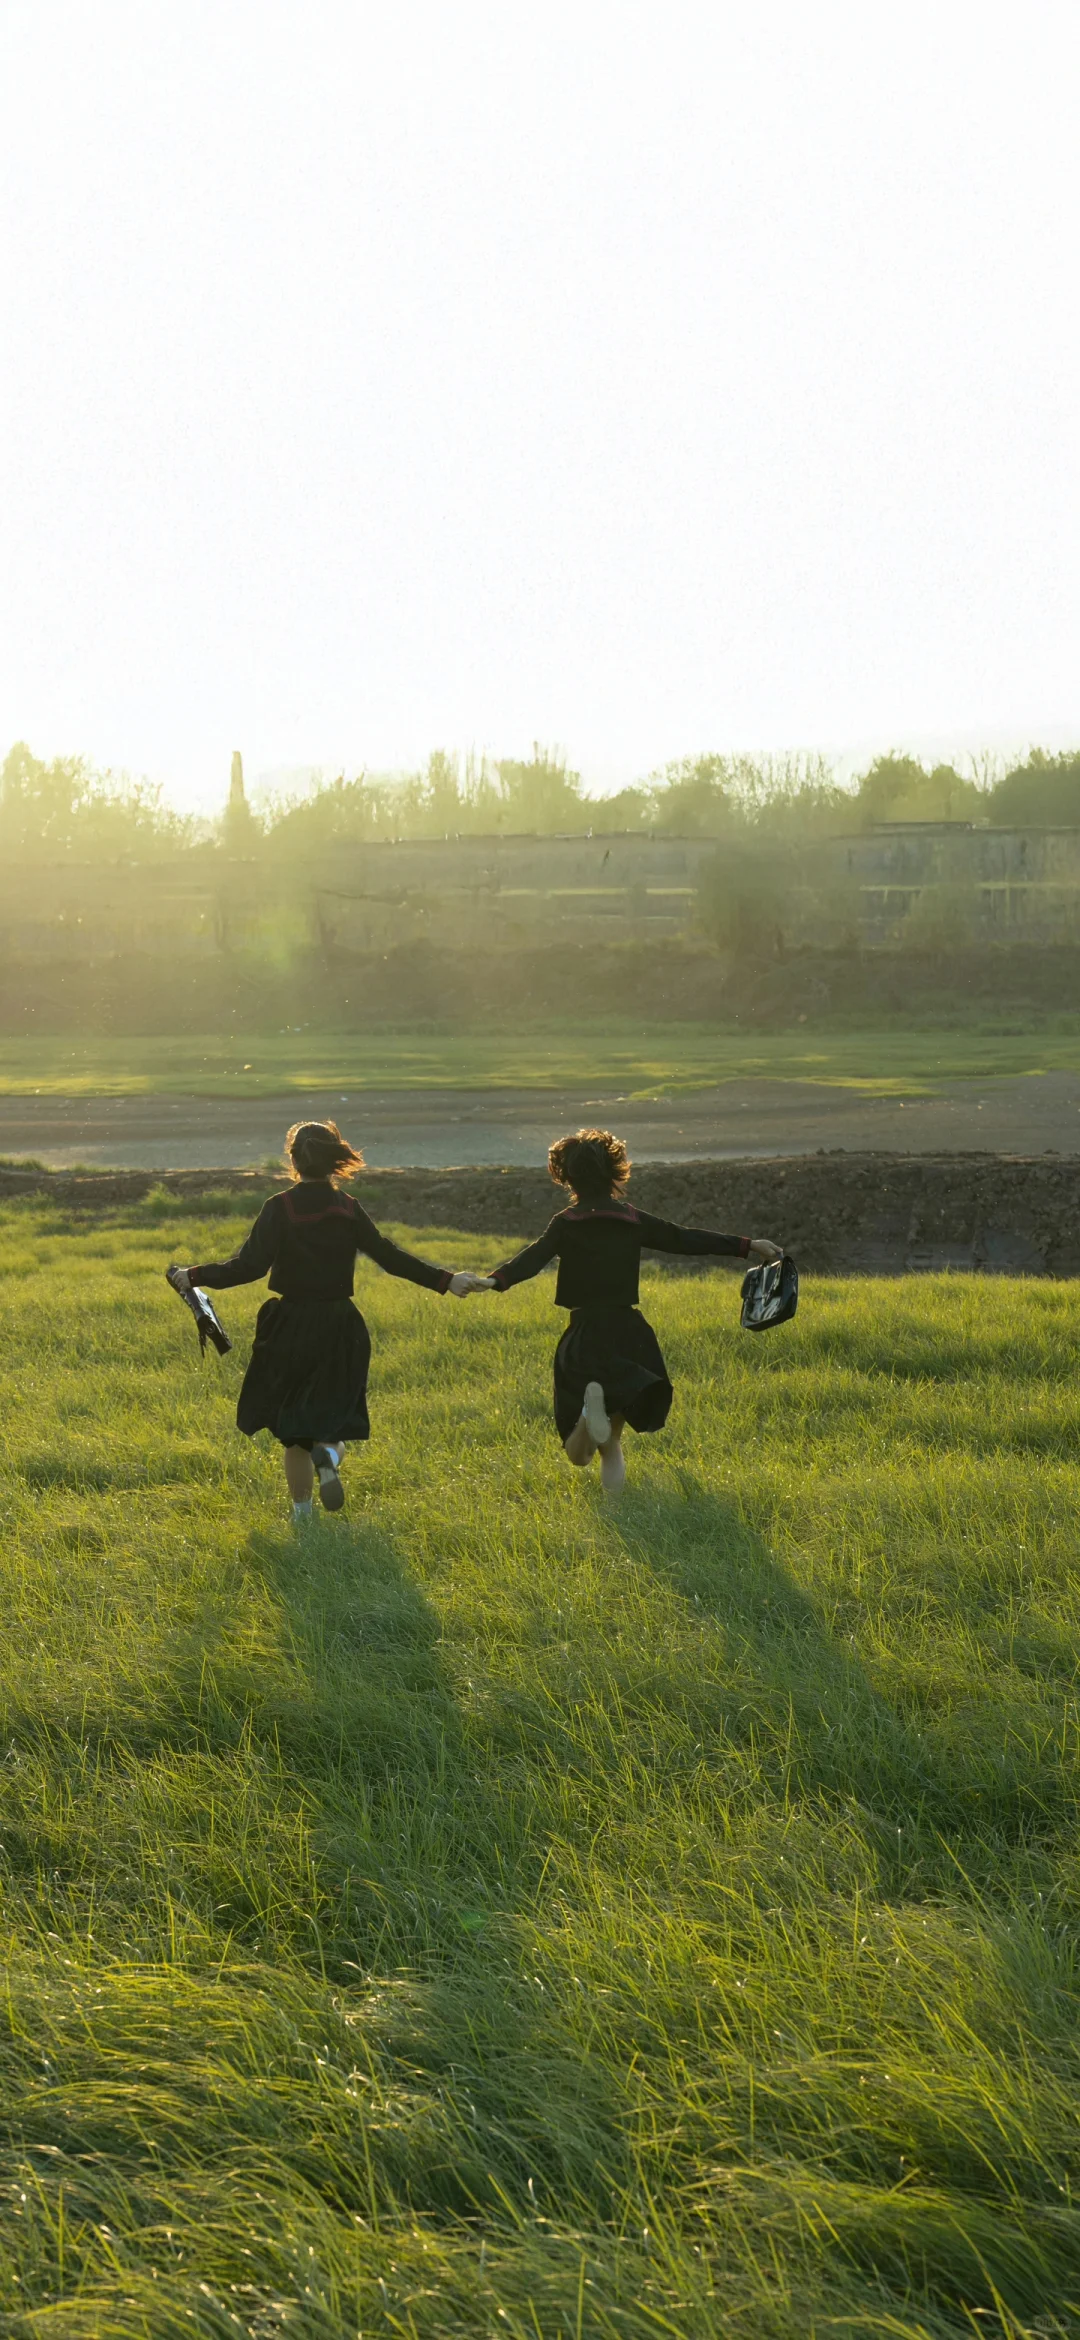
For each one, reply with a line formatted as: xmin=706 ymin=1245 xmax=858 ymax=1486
xmin=469 ymin=1128 xmax=781 ymax=1492
xmin=168 ymin=1119 xmax=477 ymax=1521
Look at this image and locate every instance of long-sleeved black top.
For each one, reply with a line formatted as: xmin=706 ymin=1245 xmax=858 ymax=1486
xmin=190 ymin=1182 xmax=454 ymax=1302
xmin=489 ymin=1200 xmax=750 ymax=1310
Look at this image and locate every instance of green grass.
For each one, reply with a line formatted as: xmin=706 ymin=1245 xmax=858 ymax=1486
xmin=0 ymin=1199 xmax=1079 ymax=2334
xmin=4 ymin=1019 xmax=1080 ymax=1099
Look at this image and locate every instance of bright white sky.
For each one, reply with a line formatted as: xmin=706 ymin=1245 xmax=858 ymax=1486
xmin=1 ymin=2 xmax=1078 ymax=814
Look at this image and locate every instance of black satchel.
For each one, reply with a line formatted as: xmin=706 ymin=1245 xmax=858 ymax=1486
xmin=166 ymin=1267 xmax=232 ymax=1357
xmin=740 ymin=1254 xmax=799 ymax=1331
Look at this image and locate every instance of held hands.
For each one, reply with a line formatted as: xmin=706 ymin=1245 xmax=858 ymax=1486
xmin=169 ymin=1261 xmax=490 ymax=1298
xmin=748 ymin=1238 xmax=783 ymax=1264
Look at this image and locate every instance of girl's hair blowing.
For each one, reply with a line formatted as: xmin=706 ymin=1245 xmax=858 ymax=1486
xmin=285 ymin=1119 xmax=366 ymax=1183
xmin=548 ymin=1127 xmax=630 ymax=1201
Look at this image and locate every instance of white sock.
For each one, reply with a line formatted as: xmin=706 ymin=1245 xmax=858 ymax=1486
xmin=583 ymin=1382 xmax=611 ymax=1447
xmin=292 ymin=1498 xmax=313 ymax=1518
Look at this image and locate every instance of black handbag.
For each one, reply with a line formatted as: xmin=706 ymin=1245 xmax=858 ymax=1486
xmin=740 ymin=1254 xmax=799 ymax=1331
xmin=166 ymin=1267 xmax=232 ymax=1357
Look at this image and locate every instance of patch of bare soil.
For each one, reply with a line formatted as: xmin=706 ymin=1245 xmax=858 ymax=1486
xmin=2 ymin=1154 xmax=1076 ymax=1275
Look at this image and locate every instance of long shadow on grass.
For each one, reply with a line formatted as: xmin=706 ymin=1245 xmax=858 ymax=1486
xmin=0 ymin=1500 xmax=645 ymax=2311
xmin=606 ymin=1478 xmax=1075 ymax=1885
xmin=240 ymin=1513 xmax=625 ymax=2222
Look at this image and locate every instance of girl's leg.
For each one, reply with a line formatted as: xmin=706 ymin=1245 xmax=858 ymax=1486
xmin=564 ymin=1377 xmax=611 ymax=1468
xmin=564 ymin=1416 xmax=597 ymax=1468
xmin=312 ymin=1440 xmax=346 ymax=1512
xmin=285 ymin=1445 xmax=314 ymax=1511
xmin=598 ymin=1412 xmax=626 ymax=1494
xmin=564 ymin=1399 xmax=627 ymax=1487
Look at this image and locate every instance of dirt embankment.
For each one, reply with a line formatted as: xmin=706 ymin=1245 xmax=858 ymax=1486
xmin=2 ymin=1155 xmax=1077 ymax=1275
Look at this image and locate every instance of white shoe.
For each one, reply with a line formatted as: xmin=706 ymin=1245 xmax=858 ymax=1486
xmin=600 ymin=1442 xmax=626 ymax=1495
xmin=582 ymin=1382 xmax=611 ymax=1447
xmin=311 ymin=1444 xmax=345 ymax=1512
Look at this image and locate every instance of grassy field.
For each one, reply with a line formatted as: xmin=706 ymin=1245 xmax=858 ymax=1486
xmin=3 ymin=1020 xmax=1080 ymax=1099
xmin=0 ymin=1196 xmax=1079 ymax=2334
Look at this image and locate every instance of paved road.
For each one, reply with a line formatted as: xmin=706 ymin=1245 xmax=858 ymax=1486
xmin=0 ymin=1071 xmax=1073 ymax=1169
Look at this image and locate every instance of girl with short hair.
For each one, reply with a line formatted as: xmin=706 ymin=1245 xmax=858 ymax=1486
xmin=469 ymin=1128 xmax=781 ymax=1492
xmin=169 ymin=1119 xmax=476 ymax=1520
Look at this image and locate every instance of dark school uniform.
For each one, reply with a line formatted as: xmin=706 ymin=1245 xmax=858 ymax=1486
xmin=488 ymin=1199 xmax=751 ymax=1440
xmin=190 ymin=1181 xmax=455 ymax=1447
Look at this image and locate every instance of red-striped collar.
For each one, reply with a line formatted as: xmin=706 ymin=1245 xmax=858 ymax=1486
xmin=560 ymin=1203 xmax=640 ymax=1223
xmin=282 ymin=1186 xmax=356 ymax=1225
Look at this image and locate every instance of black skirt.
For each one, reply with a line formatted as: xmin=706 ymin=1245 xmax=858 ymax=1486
xmin=236 ymin=1296 xmax=373 ymax=1447
xmin=552 ymin=1305 xmax=673 ymax=1442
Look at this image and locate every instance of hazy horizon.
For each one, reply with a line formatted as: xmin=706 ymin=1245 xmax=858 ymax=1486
xmin=3 ymin=3 xmax=1078 ymax=818
xmin=13 ymin=727 xmax=1078 ymax=826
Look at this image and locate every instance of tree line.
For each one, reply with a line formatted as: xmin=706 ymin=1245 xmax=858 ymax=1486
xmin=3 ymin=738 xmax=1080 ymax=864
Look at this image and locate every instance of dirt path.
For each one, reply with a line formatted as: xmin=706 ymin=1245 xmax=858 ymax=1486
xmin=0 ymin=1070 xmax=1073 ymax=1170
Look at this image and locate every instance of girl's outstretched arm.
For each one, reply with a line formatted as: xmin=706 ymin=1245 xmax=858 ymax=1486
xmin=352 ymin=1204 xmax=457 ymax=1293
xmin=182 ymin=1200 xmax=280 ymax=1288
xmin=633 ymin=1212 xmax=780 ymax=1262
xmin=486 ymin=1219 xmax=562 ymax=1291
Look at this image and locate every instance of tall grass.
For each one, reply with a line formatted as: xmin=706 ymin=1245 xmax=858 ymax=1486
xmin=0 ymin=1199 xmax=1077 ymax=2333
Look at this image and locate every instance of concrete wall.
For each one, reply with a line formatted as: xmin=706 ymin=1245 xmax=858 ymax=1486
xmin=309 ymin=832 xmax=715 ymax=951
xmin=840 ymin=824 xmax=1080 ymax=943
xmin=5 ymin=824 xmax=1080 ymax=958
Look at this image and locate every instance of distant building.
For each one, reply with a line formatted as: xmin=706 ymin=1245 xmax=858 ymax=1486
xmin=4 ymin=813 xmax=1080 ymax=959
